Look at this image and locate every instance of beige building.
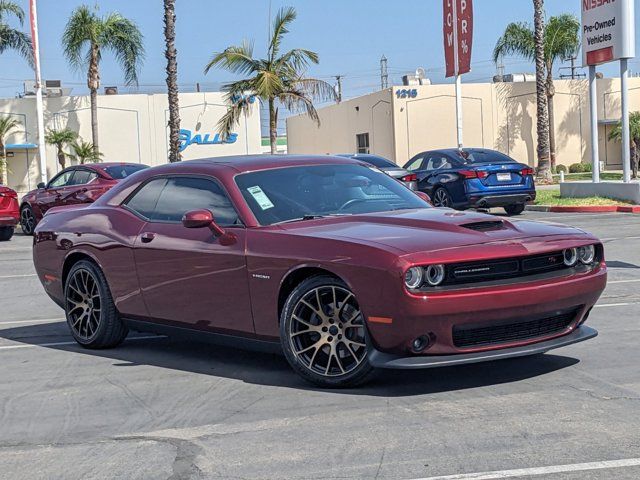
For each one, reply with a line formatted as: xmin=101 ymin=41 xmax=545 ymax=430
xmin=1 ymin=91 xmax=261 ymax=196
xmin=287 ymin=78 xmax=640 ymax=170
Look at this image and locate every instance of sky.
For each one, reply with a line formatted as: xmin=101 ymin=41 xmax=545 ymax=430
xmin=1 ymin=0 xmax=640 ymax=135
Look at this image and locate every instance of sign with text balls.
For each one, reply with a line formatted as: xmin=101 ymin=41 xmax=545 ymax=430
xmin=582 ymin=0 xmax=635 ymax=66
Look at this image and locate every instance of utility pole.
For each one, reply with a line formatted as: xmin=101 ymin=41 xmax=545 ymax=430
xmin=380 ymin=55 xmax=388 ymax=90
xmin=560 ymin=56 xmax=585 ymax=80
xmin=29 ymin=0 xmax=48 ymax=184
xmin=335 ymin=75 xmax=343 ymax=103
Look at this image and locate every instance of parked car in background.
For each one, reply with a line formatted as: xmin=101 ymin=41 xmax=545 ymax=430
xmin=32 ymin=155 xmax=604 ymax=388
xmin=404 ymin=148 xmax=536 ymax=216
xmin=0 ymin=184 xmax=19 ymax=241
xmin=20 ymin=162 xmax=149 ymax=235
xmin=338 ymin=154 xmax=418 ymax=190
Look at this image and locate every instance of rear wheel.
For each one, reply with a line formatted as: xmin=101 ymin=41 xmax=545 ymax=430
xmin=504 ymin=204 xmax=525 ymax=216
xmin=0 ymin=227 xmax=14 ymax=241
xmin=20 ymin=205 xmax=36 ymax=235
xmin=280 ymin=275 xmax=372 ymax=388
xmin=432 ymin=187 xmax=452 ymax=208
xmin=64 ymin=260 xmax=128 ymax=348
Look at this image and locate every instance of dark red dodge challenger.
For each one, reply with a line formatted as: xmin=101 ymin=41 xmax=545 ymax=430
xmin=33 ymin=155 xmax=606 ymax=387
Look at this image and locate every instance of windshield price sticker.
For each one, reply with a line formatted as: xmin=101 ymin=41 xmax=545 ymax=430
xmin=247 ymin=186 xmax=275 ymax=210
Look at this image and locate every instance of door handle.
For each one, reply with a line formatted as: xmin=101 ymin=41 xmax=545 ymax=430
xmin=140 ymin=232 xmax=155 ymax=243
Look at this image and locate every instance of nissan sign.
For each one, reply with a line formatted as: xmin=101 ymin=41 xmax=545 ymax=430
xmin=582 ymin=0 xmax=635 ymax=66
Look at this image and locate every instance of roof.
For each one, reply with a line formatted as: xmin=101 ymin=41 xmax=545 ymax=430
xmin=182 ymin=154 xmax=360 ymax=173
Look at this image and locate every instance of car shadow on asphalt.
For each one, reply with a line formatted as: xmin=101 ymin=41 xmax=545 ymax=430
xmin=0 ymin=322 xmax=579 ymax=397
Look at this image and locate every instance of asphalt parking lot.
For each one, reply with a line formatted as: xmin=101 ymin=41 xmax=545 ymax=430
xmin=0 ymin=212 xmax=639 ymax=480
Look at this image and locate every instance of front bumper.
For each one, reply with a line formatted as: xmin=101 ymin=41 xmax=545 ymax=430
xmin=369 ymin=325 xmax=597 ymax=369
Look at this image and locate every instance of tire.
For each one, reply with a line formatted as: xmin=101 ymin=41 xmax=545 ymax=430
xmin=64 ymin=259 xmax=128 ymax=349
xmin=432 ymin=187 xmax=452 ymax=208
xmin=504 ymin=204 xmax=525 ymax=216
xmin=0 ymin=227 xmax=14 ymax=241
xmin=20 ymin=205 xmax=36 ymax=235
xmin=280 ymin=275 xmax=373 ymax=388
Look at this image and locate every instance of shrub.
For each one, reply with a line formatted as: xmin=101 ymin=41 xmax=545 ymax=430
xmin=556 ymin=164 xmax=568 ymax=173
xmin=583 ymin=162 xmax=592 ymax=172
xmin=569 ymin=163 xmax=586 ymax=173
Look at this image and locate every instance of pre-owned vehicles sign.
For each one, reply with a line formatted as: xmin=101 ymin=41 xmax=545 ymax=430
xmin=582 ymin=0 xmax=635 ymax=66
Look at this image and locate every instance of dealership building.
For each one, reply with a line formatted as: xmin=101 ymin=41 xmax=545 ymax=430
xmin=287 ymin=77 xmax=640 ymax=169
xmin=0 ymin=90 xmax=261 ymax=196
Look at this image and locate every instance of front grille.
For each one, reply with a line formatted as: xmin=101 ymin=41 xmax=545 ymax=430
xmin=452 ymin=308 xmax=579 ymax=348
xmin=445 ymin=251 xmax=572 ymax=286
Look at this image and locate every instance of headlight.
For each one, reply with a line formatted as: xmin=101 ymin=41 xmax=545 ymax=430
xmin=404 ymin=267 xmax=423 ymax=289
xmin=578 ymin=244 xmax=596 ymax=264
xmin=563 ymin=248 xmax=578 ymax=267
xmin=425 ymin=264 xmax=445 ymax=286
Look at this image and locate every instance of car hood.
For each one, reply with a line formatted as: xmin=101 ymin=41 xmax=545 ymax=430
xmin=275 ymin=208 xmax=590 ymax=255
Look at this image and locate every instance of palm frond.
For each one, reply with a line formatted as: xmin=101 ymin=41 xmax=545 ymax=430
xmin=278 ymin=90 xmax=319 ymax=125
xmin=102 ymin=13 xmax=145 ymax=86
xmin=0 ymin=0 xmax=25 ymax=24
xmin=45 ymin=128 xmax=77 ymax=146
xmin=69 ymin=140 xmax=103 ymax=164
xmin=269 ymin=6 xmax=296 ymax=62
xmin=493 ymin=22 xmax=535 ymax=63
xmin=204 ymin=40 xmax=257 ymax=75
xmin=275 ymin=48 xmax=319 ymax=73
xmin=291 ymin=78 xmax=337 ymax=103
xmin=544 ymin=14 xmax=580 ymax=64
xmin=0 ymin=25 xmax=33 ymax=66
xmin=62 ymin=5 xmax=97 ymax=72
xmin=0 ymin=115 xmax=20 ymax=138
xmin=215 ymin=98 xmax=253 ymax=140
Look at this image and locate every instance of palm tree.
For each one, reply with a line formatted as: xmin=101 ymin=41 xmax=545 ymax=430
xmin=0 ymin=0 xmax=33 ymax=65
xmin=62 ymin=5 xmax=144 ymax=152
xmin=164 ymin=0 xmax=181 ymax=162
xmin=45 ymin=129 xmax=77 ymax=170
xmin=608 ymin=111 xmax=640 ymax=179
xmin=0 ymin=116 xmax=20 ymax=185
xmin=204 ymin=6 xmax=336 ymax=154
xmin=494 ymin=13 xmax=580 ymax=171
xmin=69 ymin=140 xmax=103 ymax=165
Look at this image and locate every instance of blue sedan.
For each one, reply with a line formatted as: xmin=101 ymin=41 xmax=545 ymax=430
xmin=403 ymin=148 xmax=536 ymax=216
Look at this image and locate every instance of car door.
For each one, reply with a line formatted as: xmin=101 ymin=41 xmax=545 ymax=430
xmin=36 ymin=169 xmax=76 ymax=214
xmin=61 ymin=168 xmax=99 ymax=206
xmin=420 ymin=154 xmax=460 ymax=198
xmin=126 ymin=175 xmax=254 ymax=334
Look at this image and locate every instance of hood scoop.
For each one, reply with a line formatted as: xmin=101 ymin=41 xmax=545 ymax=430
xmin=460 ymin=220 xmax=506 ymax=232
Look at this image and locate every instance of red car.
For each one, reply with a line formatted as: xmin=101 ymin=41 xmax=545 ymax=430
xmin=32 ymin=155 xmax=606 ymax=387
xmin=0 ymin=184 xmax=20 ymax=241
xmin=20 ymin=162 xmax=149 ymax=235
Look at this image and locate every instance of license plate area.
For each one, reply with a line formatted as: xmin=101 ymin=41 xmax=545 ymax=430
xmin=496 ymin=173 xmax=512 ymax=181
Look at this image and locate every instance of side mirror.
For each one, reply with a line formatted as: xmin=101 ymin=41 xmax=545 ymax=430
xmin=182 ymin=209 xmax=226 ymax=236
xmin=415 ymin=191 xmax=432 ymax=205
xmin=37 ymin=182 xmax=46 ymax=189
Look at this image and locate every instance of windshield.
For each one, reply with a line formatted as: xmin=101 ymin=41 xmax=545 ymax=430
xmin=459 ymin=150 xmax=516 ymax=164
xmin=103 ymin=164 xmax=149 ymax=179
xmin=235 ymin=164 xmax=429 ymax=226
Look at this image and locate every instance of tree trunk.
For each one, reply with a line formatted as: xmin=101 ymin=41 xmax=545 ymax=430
xmin=269 ymin=97 xmax=277 ymax=154
xmin=0 ymin=143 xmax=5 ymax=185
xmin=632 ymin=139 xmax=638 ymax=179
xmin=57 ymin=145 xmax=66 ymax=169
xmin=533 ymin=0 xmax=552 ymax=183
xmin=164 ymin=0 xmax=181 ymax=163
xmin=546 ymin=70 xmax=556 ymax=170
xmin=88 ymin=43 xmax=100 ymax=151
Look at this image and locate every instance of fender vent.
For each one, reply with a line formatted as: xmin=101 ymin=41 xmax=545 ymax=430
xmin=460 ymin=221 xmax=505 ymax=232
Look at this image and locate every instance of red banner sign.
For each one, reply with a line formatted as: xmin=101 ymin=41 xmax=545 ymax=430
xmin=443 ymin=0 xmax=473 ymax=77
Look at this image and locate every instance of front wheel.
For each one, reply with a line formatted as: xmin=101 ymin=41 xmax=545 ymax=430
xmin=504 ymin=204 xmax=525 ymax=216
xmin=432 ymin=187 xmax=452 ymax=208
xmin=0 ymin=227 xmax=14 ymax=241
xmin=20 ymin=205 xmax=36 ymax=235
xmin=280 ymin=276 xmax=372 ymax=388
xmin=65 ymin=260 xmax=128 ymax=348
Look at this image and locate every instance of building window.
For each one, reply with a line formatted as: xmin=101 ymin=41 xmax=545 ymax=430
xmin=356 ymin=133 xmax=370 ymax=154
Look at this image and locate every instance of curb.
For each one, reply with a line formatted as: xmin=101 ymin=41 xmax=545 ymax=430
xmin=526 ymin=205 xmax=640 ymax=214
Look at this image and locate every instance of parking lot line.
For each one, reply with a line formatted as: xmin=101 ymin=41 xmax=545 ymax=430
xmin=594 ymin=302 xmax=640 ymax=308
xmin=0 ymin=274 xmax=37 ymax=279
xmin=0 ymin=318 xmax=65 ymax=325
xmin=0 ymin=335 xmax=165 ymax=351
xmin=608 ymin=279 xmax=640 ymax=284
xmin=411 ymin=457 xmax=640 ymax=480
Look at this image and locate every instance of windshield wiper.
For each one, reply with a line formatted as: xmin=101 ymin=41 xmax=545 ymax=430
xmin=275 ymin=215 xmax=326 ymax=225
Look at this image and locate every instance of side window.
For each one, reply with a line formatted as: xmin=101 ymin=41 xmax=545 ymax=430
xmin=405 ymin=155 xmax=425 ymax=171
xmin=152 ymin=177 xmax=239 ymax=225
xmin=356 ymin=133 xmax=370 ymax=154
xmin=124 ymin=178 xmax=167 ymax=219
xmin=48 ymin=170 xmax=75 ymax=188
xmin=68 ymin=170 xmax=97 ymax=186
xmin=425 ymin=155 xmax=452 ymax=171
